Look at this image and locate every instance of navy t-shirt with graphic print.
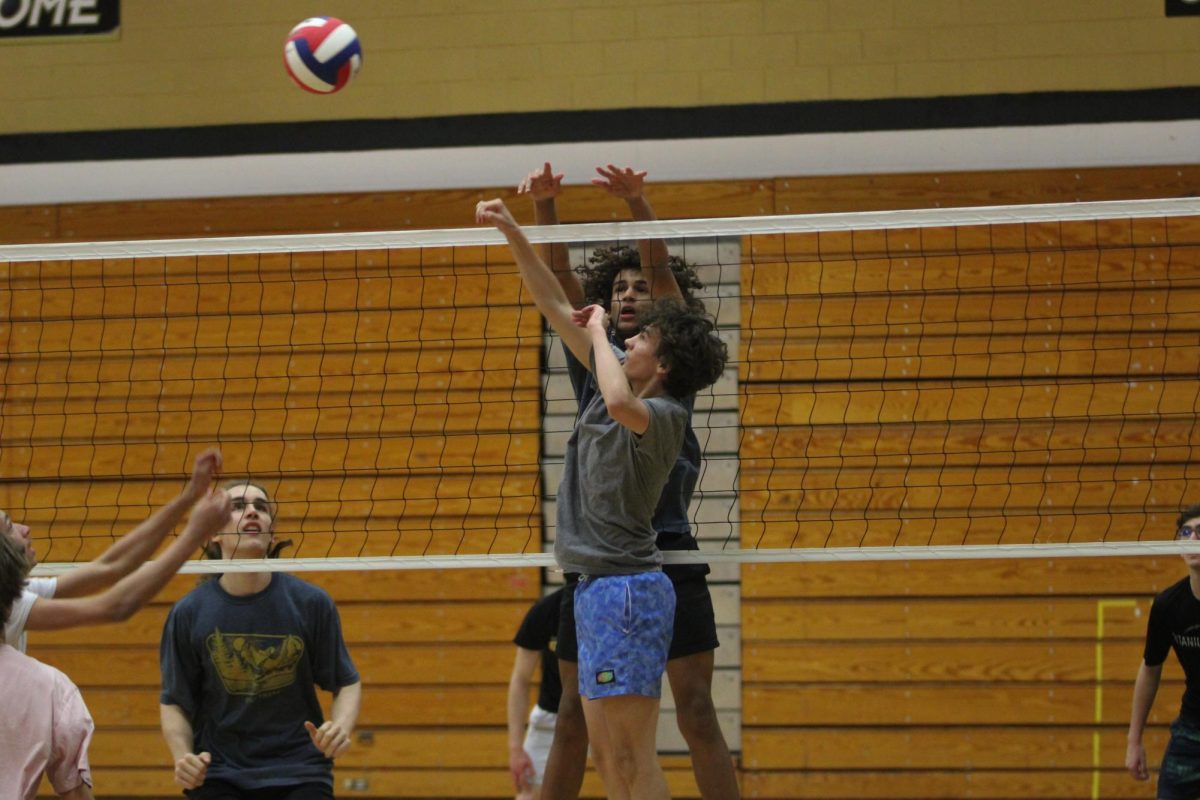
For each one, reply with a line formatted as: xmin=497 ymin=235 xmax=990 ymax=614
xmin=1145 ymin=577 xmax=1200 ymax=721
xmin=159 ymin=573 xmax=359 ymax=789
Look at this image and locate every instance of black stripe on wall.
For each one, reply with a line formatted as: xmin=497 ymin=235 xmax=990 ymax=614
xmin=1 ymin=87 xmax=1196 ymax=165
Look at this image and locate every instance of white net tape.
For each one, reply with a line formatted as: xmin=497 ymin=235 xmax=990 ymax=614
xmin=1 ymin=197 xmax=1197 ymax=260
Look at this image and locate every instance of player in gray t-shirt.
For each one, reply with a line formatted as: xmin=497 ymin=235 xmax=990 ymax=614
xmin=477 ymin=197 xmax=727 ymax=800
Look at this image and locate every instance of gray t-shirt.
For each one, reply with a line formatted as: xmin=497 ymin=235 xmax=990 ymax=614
xmin=555 ymin=348 xmax=689 ymax=575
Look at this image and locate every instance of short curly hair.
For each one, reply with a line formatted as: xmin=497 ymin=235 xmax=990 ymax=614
xmin=638 ymin=299 xmax=727 ymax=399
xmin=577 ymin=245 xmax=707 ymax=314
xmin=0 ymin=534 xmax=30 ymax=642
xmin=1177 ymin=504 xmax=1200 ymax=531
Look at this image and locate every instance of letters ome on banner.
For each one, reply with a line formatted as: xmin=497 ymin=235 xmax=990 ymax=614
xmin=0 ymin=0 xmax=119 ymax=40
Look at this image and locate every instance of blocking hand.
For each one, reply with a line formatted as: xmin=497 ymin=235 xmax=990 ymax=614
xmin=517 ymin=162 xmax=564 ymax=202
xmin=592 ymin=164 xmax=648 ymax=200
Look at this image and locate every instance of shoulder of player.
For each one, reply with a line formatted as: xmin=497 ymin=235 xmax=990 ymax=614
xmin=0 ymin=642 xmax=71 ymax=686
xmin=1154 ymin=576 xmax=1194 ymax=606
xmin=276 ymin=572 xmax=337 ymax=605
xmin=528 ymin=589 xmax=561 ymax=619
xmin=25 ymin=576 xmax=57 ymax=598
xmin=645 ymin=394 xmax=688 ymax=422
xmin=169 ymin=579 xmax=219 ymax=613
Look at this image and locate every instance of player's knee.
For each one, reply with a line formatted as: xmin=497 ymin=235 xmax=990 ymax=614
xmin=607 ymin=741 xmax=640 ymax=776
xmin=675 ymin=688 xmax=721 ymax=741
xmin=552 ymin=698 xmax=587 ymax=744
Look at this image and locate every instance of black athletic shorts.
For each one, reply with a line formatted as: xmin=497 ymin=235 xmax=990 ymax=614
xmin=1159 ymin=716 xmax=1200 ymax=800
xmin=186 ymin=780 xmax=334 ymax=800
xmin=556 ymin=572 xmax=719 ymax=663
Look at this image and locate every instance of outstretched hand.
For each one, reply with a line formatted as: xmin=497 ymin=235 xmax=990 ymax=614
xmin=475 ymin=198 xmax=520 ymax=233
xmin=517 ymin=162 xmax=564 ymax=202
xmin=183 ymin=489 xmax=232 ymax=546
xmin=592 ymin=164 xmax=648 ymax=200
xmin=306 ymin=719 xmax=352 ymax=759
xmin=186 ymin=448 xmax=222 ymax=500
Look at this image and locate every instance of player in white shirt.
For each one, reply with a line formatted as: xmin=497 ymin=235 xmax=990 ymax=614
xmin=2 ymin=449 xmax=223 ymax=652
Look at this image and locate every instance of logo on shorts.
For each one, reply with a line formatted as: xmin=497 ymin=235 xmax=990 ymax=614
xmin=596 ymin=669 xmax=616 ymax=685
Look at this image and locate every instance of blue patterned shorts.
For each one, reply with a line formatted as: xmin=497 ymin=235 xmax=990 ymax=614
xmin=574 ymin=571 xmax=675 ymax=700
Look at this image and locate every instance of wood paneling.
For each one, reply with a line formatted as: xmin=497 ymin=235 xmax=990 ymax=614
xmin=742 ymin=558 xmax=1183 ymax=598
xmin=735 ymin=169 xmax=1200 ymax=800
xmin=744 ymin=682 xmax=1181 ymax=726
xmin=742 ymin=768 xmax=1153 ymax=799
xmin=63 ymin=759 xmax=705 ymax=799
xmin=772 ymin=165 xmax=1200 ymax=215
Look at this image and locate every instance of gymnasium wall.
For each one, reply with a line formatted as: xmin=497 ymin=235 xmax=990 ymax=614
xmin=6 ymin=165 xmax=1200 ymax=797
xmin=0 ymin=0 xmax=1196 ymax=135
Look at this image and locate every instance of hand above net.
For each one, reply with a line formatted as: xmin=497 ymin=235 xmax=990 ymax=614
xmin=517 ymin=161 xmax=564 ymax=202
xmin=592 ymin=163 xmax=649 ymax=201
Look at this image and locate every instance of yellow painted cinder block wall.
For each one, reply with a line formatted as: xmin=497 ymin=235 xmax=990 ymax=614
xmin=0 ymin=0 xmax=1196 ymax=134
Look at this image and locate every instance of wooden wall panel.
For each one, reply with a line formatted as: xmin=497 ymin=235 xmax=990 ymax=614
xmin=773 ymin=165 xmax=1200 ymax=215
xmin=739 ymin=167 xmax=1200 ymax=800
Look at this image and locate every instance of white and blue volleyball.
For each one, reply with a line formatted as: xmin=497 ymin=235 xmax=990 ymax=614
xmin=284 ymin=17 xmax=362 ymax=94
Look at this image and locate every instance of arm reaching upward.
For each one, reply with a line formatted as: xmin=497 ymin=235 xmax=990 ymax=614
xmin=592 ymin=164 xmax=680 ymax=303
xmin=55 ymin=449 xmax=221 ymax=598
xmin=574 ymin=304 xmax=651 ymax=434
xmin=518 ymin=162 xmax=584 ymax=308
xmin=27 ymin=489 xmax=232 ymax=631
xmin=476 ymin=198 xmax=593 ymax=366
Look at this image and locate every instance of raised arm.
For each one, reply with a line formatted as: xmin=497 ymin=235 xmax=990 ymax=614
xmin=476 ymin=198 xmax=593 ymax=365
xmin=27 ymin=490 xmax=232 ymax=631
xmin=575 ymin=304 xmax=651 ymax=434
xmin=592 ymin=164 xmax=680 ymax=302
xmin=55 ymin=449 xmax=221 ymax=598
xmin=1126 ymin=660 xmax=1163 ymax=781
xmin=518 ymin=162 xmax=584 ymax=308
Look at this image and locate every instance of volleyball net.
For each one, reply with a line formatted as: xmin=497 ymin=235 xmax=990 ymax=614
xmin=4 ymin=197 xmax=1199 ymax=576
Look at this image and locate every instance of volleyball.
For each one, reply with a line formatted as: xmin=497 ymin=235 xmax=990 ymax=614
xmin=283 ymin=17 xmax=362 ymax=94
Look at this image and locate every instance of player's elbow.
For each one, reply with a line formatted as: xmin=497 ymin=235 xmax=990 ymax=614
xmin=99 ymin=592 xmax=141 ymax=623
xmin=607 ymin=400 xmax=649 ymax=434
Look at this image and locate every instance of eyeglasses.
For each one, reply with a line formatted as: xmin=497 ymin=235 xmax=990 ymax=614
xmin=1177 ymin=525 xmax=1200 ymax=540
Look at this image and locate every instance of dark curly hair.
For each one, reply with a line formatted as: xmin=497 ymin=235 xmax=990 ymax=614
xmin=1177 ymin=504 xmax=1200 ymax=531
xmin=0 ymin=534 xmax=30 ymax=642
xmin=577 ymin=245 xmax=707 ymax=314
xmin=637 ymin=299 xmax=727 ymax=399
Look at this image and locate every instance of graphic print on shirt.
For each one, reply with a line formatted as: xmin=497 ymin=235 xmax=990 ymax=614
xmin=206 ymin=628 xmax=305 ymax=697
xmin=1176 ymin=623 xmax=1200 ymax=650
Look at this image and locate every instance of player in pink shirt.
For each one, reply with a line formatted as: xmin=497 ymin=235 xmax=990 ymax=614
xmin=0 ymin=532 xmax=94 ymax=800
